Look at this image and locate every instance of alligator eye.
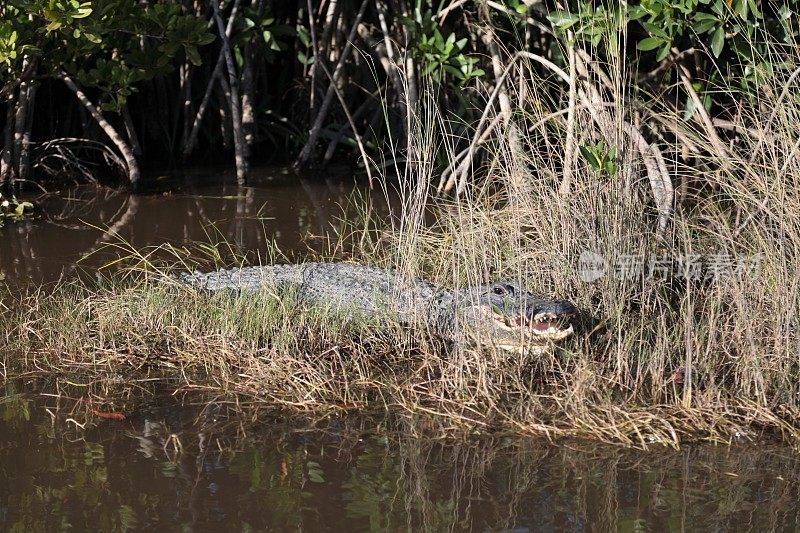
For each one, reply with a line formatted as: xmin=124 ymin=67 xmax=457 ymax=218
xmin=492 ymin=286 xmax=506 ymax=296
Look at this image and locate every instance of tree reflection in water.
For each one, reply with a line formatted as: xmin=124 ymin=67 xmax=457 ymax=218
xmin=1 ymin=382 xmax=798 ymax=531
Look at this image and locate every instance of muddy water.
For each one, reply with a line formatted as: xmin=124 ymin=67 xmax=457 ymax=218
xmin=0 ymin=166 xmax=391 ymax=285
xmin=2 ymin=385 xmax=799 ymax=532
xmin=2 ymin=167 xmax=800 ymax=531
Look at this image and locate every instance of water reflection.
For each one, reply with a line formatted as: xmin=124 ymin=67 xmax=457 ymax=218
xmin=1 ymin=384 xmax=798 ymax=532
xmin=0 ymin=166 xmax=388 ymax=286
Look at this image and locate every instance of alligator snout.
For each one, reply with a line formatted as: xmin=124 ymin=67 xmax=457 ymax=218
xmin=526 ymin=300 xmax=578 ymax=321
xmin=524 ymin=299 xmax=577 ymax=340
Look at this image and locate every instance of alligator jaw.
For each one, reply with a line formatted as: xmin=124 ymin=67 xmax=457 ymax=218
xmin=493 ymin=343 xmax=557 ymax=355
xmin=529 ymin=312 xmax=575 ymax=341
xmin=484 ymin=308 xmax=575 ymax=351
xmin=491 ymin=312 xmax=574 ymax=338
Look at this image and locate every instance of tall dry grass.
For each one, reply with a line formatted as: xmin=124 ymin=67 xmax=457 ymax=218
xmin=2 ymin=35 xmax=800 ymax=445
xmin=344 ymin=32 xmax=800 ymax=443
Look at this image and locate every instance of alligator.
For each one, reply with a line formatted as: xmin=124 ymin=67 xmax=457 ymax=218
xmin=179 ymin=262 xmax=577 ymax=352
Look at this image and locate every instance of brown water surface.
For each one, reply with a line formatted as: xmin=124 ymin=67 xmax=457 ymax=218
xmin=2 ymin=167 xmax=799 ymax=531
xmin=0 ymin=166 xmax=388 ymax=285
xmin=1 ymin=383 xmax=799 ymax=532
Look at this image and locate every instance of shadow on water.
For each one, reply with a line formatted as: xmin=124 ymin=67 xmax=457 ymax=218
xmin=0 ymin=166 xmax=390 ymax=286
xmin=1 ymin=380 xmax=799 ymax=532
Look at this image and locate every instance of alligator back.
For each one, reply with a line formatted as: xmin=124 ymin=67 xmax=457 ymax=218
xmin=179 ymin=262 xmax=439 ymax=321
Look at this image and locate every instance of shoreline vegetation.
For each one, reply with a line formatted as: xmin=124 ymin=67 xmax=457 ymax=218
xmin=1 ymin=1 xmax=800 ymax=445
xmin=1 ymin=175 xmax=799 ymax=447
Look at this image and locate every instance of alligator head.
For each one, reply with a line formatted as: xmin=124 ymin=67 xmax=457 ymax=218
xmin=452 ymin=281 xmax=577 ymax=353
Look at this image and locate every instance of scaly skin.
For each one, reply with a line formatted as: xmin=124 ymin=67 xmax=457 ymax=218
xmin=179 ymin=262 xmax=577 ymax=351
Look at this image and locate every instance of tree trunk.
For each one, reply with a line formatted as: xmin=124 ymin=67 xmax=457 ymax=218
xmin=241 ymin=0 xmax=265 ymax=153
xmin=211 ymin=0 xmax=248 ymax=184
xmin=241 ymin=43 xmax=257 ymax=151
xmin=12 ymin=76 xmax=31 ymax=188
xmin=180 ymin=61 xmax=194 ymax=152
xmin=216 ymin=82 xmax=233 ymax=151
xmin=122 ymin=104 xmax=143 ymax=158
xmin=18 ymin=82 xmax=37 ymax=182
xmin=0 ymin=92 xmax=16 ymax=188
xmin=60 ymin=72 xmax=141 ymax=189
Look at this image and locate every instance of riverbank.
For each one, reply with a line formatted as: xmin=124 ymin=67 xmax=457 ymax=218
xmin=1 ymin=238 xmax=797 ymax=446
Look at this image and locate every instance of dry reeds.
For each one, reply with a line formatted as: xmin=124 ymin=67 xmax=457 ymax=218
xmin=3 ymin=34 xmax=800 ymax=446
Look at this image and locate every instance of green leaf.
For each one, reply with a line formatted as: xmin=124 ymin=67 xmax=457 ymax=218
xmin=710 ymin=26 xmax=725 ymax=57
xmin=579 ymin=145 xmax=601 ymax=169
xmin=629 ymin=6 xmax=648 ymax=20
xmin=656 ymin=43 xmax=671 ymax=61
xmin=693 ymin=12 xmax=719 ymax=22
xmin=546 ymin=11 xmax=580 ymax=30
xmin=703 ymin=91 xmax=712 ymax=112
xmin=443 ymin=64 xmax=464 ymax=79
xmin=692 ymin=18 xmax=717 ymax=34
xmin=307 ymin=461 xmax=325 ymax=483
xmin=14 ymin=202 xmax=32 ymax=217
xmin=185 ymin=46 xmax=201 ymax=66
xmin=197 ymin=32 xmax=216 ymax=46
xmin=296 ymin=51 xmax=314 ymax=65
xmin=637 ymin=37 xmax=663 ymax=51
xmin=73 ymin=3 xmax=93 ymax=18
xmin=642 ymin=23 xmax=669 ymax=40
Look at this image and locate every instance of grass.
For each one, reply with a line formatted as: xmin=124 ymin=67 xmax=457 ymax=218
xmin=0 ymin=225 xmax=796 ymax=446
xmin=2 ymin=39 xmax=800 ymax=447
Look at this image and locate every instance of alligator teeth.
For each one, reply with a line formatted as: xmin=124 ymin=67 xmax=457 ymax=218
xmin=533 ymin=312 xmax=558 ymax=322
xmin=489 ymin=309 xmax=573 ymax=340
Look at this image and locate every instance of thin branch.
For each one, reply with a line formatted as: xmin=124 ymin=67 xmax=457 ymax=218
xmin=637 ymin=48 xmax=697 ymax=83
xmin=323 ymin=94 xmax=377 ymax=164
xmin=182 ymin=3 xmax=239 ymax=160
xmin=711 ymin=118 xmax=770 ymax=140
xmin=294 ymin=0 xmax=370 ymax=170
xmin=60 ymin=72 xmax=141 ymax=188
xmin=747 ymin=65 xmax=800 ymax=164
xmin=559 ymin=33 xmax=578 ymax=197
xmin=437 ymin=0 xmax=469 ymax=23
xmin=318 ymin=61 xmax=375 ymax=187
xmin=437 ymin=113 xmax=505 ymax=189
xmin=574 ymin=53 xmax=673 ymax=240
xmin=438 ymin=50 xmax=569 ymax=194
xmin=672 ymin=52 xmax=730 ymax=162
